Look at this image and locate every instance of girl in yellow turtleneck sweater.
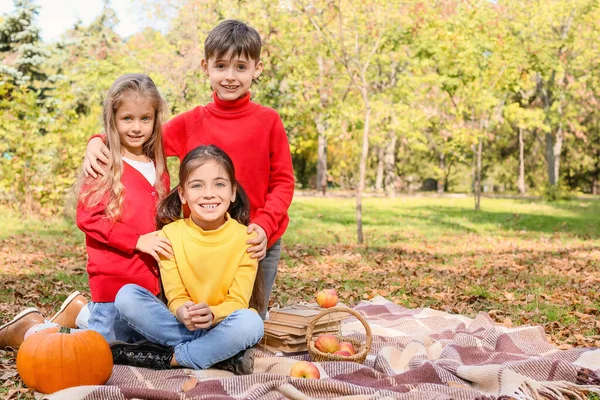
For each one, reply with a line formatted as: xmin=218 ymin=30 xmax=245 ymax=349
xmin=111 ymin=145 xmax=265 ymax=374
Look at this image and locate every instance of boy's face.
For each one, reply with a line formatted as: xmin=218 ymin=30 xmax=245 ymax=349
xmin=201 ymin=53 xmax=263 ymax=101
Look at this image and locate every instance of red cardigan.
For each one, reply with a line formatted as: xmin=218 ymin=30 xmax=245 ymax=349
xmin=76 ymin=162 xmax=169 ymax=302
xmin=163 ymin=92 xmax=295 ymax=247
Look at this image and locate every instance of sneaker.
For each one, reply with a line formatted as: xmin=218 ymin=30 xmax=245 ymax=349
xmin=110 ymin=340 xmax=173 ymax=370
xmin=0 ymin=308 xmax=45 ymax=349
xmin=48 ymin=291 xmax=88 ymax=328
xmin=212 ymin=347 xmax=255 ymax=375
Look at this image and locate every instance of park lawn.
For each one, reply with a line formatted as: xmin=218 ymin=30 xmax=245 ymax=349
xmin=280 ymin=196 xmax=600 ymax=341
xmin=0 ymin=195 xmax=599 ymax=397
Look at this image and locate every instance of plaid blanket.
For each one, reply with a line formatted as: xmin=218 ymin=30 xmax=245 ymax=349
xmin=45 ymin=296 xmax=600 ymax=400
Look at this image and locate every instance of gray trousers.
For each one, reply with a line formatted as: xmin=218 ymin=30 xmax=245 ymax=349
xmin=258 ymin=239 xmax=281 ymax=319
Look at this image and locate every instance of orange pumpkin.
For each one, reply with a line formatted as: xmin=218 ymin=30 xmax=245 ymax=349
xmin=16 ymin=326 xmax=113 ymax=394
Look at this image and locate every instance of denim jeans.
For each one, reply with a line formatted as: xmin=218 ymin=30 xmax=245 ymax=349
xmin=259 ymin=239 xmax=282 ymax=319
xmin=87 ymin=301 xmax=141 ymax=343
xmin=114 ymin=284 xmax=264 ymax=370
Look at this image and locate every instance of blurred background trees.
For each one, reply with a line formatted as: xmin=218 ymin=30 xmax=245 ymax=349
xmin=2 ymin=0 xmax=600 ymax=218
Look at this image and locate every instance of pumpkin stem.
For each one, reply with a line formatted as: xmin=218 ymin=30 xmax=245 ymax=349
xmin=59 ymin=326 xmax=71 ymax=334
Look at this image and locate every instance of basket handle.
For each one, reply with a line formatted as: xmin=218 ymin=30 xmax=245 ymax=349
xmin=305 ymin=306 xmax=372 ymax=351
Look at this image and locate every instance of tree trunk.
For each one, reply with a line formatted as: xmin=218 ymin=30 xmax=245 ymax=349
xmin=474 ymin=137 xmax=483 ymax=211
xmin=518 ymin=127 xmax=526 ymax=196
xmin=553 ymin=126 xmax=563 ymax=185
xmin=356 ymin=89 xmax=371 ymax=245
xmin=315 ymin=55 xmax=329 ymax=195
xmin=316 ymin=121 xmax=328 ymax=195
xmin=375 ymin=146 xmax=384 ymax=192
xmin=384 ymin=134 xmax=397 ymax=198
xmin=437 ymin=153 xmax=445 ymax=194
xmin=594 ymin=147 xmax=600 ymax=195
xmin=545 ymin=124 xmax=563 ymax=187
xmin=544 ymin=132 xmax=556 ymax=185
xmin=444 ymin=161 xmax=453 ymax=192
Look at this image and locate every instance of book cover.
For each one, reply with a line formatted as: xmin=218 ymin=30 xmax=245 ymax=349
xmin=264 ymin=318 xmax=341 ymax=336
xmin=268 ymin=303 xmax=349 ymax=325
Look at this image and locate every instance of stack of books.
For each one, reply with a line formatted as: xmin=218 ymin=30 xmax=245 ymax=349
xmin=260 ymin=304 xmax=348 ymax=354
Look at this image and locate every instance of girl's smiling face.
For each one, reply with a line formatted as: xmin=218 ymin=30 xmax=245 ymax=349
xmin=115 ymin=92 xmax=155 ymax=158
xmin=178 ymin=160 xmax=236 ymax=231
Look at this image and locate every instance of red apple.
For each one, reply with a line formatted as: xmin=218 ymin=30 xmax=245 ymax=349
xmin=290 ymin=361 xmax=320 ymax=379
xmin=333 ymin=350 xmax=352 ymax=356
xmin=316 ymin=289 xmax=338 ymax=308
xmin=314 ymin=334 xmax=340 ymax=353
xmin=338 ymin=341 xmax=357 ymax=355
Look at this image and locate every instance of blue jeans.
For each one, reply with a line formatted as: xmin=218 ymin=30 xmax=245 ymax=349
xmin=259 ymin=239 xmax=282 ymax=319
xmin=87 ymin=301 xmax=140 ymax=343
xmin=114 ymin=284 xmax=264 ymax=370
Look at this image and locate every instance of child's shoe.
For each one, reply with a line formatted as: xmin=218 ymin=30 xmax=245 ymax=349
xmin=0 ymin=308 xmax=45 ymax=349
xmin=48 ymin=291 xmax=88 ymax=328
xmin=110 ymin=340 xmax=173 ymax=370
xmin=212 ymin=347 xmax=255 ymax=375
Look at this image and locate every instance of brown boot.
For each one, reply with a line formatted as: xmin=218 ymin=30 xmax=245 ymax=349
xmin=48 ymin=291 xmax=88 ymax=328
xmin=0 ymin=308 xmax=45 ymax=349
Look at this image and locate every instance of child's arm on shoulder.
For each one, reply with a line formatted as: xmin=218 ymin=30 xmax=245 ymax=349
xmin=83 ymin=137 xmax=108 ymax=178
xmin=77 ymin=197 xmax=172 ymax=260
xmin=209 ymin=250 xmax=258 ymax=325
xmin=246 ymin=224 xmax=267 ymax=260
xmin=248 ymin=112 xmax=294 ymax=252
xmin=135 ymin=231 xmax=172 ymax=262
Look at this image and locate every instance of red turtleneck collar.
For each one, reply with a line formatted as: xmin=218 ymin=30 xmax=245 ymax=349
xmin=208 ymin=92 xmax=254 ymax=113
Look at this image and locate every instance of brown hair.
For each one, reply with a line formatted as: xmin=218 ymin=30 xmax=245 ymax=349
xmin=156 ymin=145 xmax=264 ymax=311
xmin=78 ymin=73 xmax=168 ymax=221
xmin=204 ymin=19 xmax=261 ymax=63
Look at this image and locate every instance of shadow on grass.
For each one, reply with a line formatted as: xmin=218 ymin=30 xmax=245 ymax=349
xmin=410 ymin=205 xmax=600 ymax=238
xmin=291 ymin=198 xmax=600 ymax=239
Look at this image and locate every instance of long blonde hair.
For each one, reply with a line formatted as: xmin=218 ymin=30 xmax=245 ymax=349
xmin=78 ymin=74 xmax=168 ymax=220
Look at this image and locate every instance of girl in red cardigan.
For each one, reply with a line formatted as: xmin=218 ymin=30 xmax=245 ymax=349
xmin=76 ymin=73 xmax=172 ymax=342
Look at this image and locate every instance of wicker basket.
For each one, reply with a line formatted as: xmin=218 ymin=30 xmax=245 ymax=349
xmin=306 ymin=306 xmax=372 ymax=363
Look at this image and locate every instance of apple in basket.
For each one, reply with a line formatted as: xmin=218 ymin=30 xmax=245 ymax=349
xmin=333 ymin=350 xmax=352 ymax=357
xmin=316 ymin=289 xmax=338 ymax=308
xmin=339 ymin=341 xmax=357 ymax=355
xmin=290 ymin=361 xmax=320 ymax=379
xmin=314 ymin=334 xmax=340 ymax=353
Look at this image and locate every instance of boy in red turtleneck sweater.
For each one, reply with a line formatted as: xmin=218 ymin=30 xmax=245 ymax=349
xmin=84 ymin=20 xmax=295 ymax=319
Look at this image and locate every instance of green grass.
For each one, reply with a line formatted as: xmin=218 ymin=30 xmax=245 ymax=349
xmin=3 ymin=195 xmax=598 ymax=248
xmin=0 ymin=206 xmax=82 ymax=242
xmin=286 ymin=196 xmax=600 ymax=247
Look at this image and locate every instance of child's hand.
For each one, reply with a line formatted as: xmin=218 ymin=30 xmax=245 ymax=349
xmin=176 ymin=301 xmax=196 ymax=331
xmin=135 ymin=231 xmax=173 ymax=262
xmin=83 ymin=137 xmax=110 ymax=178
xmin=246 ymin=223 xmax=267 ymax=260
xmin=188 ymin=302 xmax=213 ymax=329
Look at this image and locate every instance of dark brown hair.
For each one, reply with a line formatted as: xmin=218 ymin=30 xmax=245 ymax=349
xmin=204 ymin=19 xmax=261 ymax=63
xmin=156 ymin=145 xmax=264 ymax=311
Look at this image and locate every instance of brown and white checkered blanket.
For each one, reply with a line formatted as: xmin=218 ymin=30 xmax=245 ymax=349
xmin=46 ymin=296 xmax=600 ymax=400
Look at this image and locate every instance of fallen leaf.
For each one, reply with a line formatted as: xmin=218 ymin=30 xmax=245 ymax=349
xmin=0 ymin=371 xmax=18 ymax=381
xmin=182 ymin=377 xmax=198 ymax=392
